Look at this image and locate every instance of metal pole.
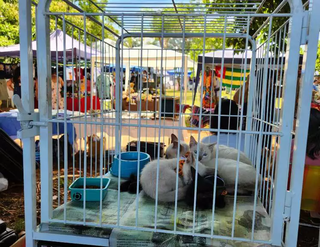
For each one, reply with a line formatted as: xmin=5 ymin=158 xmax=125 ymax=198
xmin=19 ymin=0 xmax=38 ymax=246
xmin=286 ymin=0 xmax=320 ymax=245
xmin=270 ymin=0 xmax=304 ymax=245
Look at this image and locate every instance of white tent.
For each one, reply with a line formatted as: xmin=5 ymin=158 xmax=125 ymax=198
xmin=91 ymin=44 xmax=194 ymax=90
xmin=0 ymin=29 xmax=100 ymax=60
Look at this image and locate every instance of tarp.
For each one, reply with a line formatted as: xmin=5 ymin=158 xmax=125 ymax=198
xmin=0 ymin=29 xmax=100 ymax=60
xmin=167 ymin=68 xmax=192 ymax=76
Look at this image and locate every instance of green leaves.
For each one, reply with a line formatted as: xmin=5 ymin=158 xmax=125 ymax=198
xmin=0 ymin=0 xmax=117 ymax=48
xmin=316 ymin=42 xmax=320 ymax=75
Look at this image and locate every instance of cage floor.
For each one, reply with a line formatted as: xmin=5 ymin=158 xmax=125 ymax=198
xmin=48 ymin=174 xmax=271 ymax=247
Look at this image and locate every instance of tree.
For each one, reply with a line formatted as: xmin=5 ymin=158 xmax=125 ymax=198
xmin=316 ymin=41 xmax=320 ymax=75
xmin=0 ymin=0 xmax=117 ymax=48
xmin=207 ymin=0 xmax=308 ymax=50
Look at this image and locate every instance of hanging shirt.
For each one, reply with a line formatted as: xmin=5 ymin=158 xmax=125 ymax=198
xmin=202 ymin=70 xmax=217 ymax=109
xmin=96 ymin=73 xmax=111 ymax=99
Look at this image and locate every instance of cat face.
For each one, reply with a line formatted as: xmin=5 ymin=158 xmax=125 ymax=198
xmin=165 ymin=133 xmax=189 ymax=159
xmin=189 ymin=136 xmax=215 ymax=164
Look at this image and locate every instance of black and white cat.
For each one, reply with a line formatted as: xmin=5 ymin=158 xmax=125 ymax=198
xmin=185 ymin=166 xmax=227 ymax=209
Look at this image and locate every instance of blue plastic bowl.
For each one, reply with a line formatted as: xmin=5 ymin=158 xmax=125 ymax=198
xmin=69 ymin=177 xmax=110 ymax=202
xmin=110 ymin=152 xmax=150 ymax=179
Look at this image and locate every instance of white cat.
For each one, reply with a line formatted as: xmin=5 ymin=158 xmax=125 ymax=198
xmin=189 ymin=136 xmax=258 ymax=194
xmin=189 ymin=136 xmax=252 ymax=166
xmin=140 ymin=154 xmax=193 ymax=202
xmin=214 ymin=158 xmax=259 ymax=194
xmin=140 ymin=151 xmax=214 ymax=202
xmin=165 ymin=133 xmax=189 ymax=159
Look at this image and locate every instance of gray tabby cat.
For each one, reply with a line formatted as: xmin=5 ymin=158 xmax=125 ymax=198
xmin=189 ymin=136 xmax=252 ymax=165
xmin=165 ymin=133 xmax=189 ymax=159
xmin=189 ymin=136 xmax=258 ymax=194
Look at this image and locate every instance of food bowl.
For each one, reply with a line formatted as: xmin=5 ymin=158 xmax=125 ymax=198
xmin=110 ymin=152 xmax=150 ymax=179
xmin=69 ymin=177 xmax=111 ymax=202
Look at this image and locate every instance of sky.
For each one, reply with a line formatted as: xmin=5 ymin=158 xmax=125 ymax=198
xmin=104 ymin=0 xmax=192 ymax=12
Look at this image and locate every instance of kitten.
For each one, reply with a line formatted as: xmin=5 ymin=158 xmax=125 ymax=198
xmin=87 ymin=134 xmax=106 ymax=159
xmin=140 ymin=153 xmax=195 ymax=202
xmin=120 ymin=174 xmax=142 ymax=193
xmin=189 ymin=136 xmax=258 ymax=194
xmin=215 ymin=158 xmax=259 ymax=194
xmin=189 ymin=136 xmax=252 ymax=166
xmin=52 ymin=134 xmax=73 ymax=164
xmin=165 ymin=133 xmax=189 ymax=159
xmin=185 ymin=166 xmax=227 ymax=209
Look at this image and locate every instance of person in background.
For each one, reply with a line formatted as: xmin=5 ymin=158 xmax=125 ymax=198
xmin=6 ymin=66 xmax=21 ymax=98
xmin=51 ymin=68 xmax=65 ymax=109
xmin=313 ymin=79 xmax=319 ymax=92
xmin=202 ymin=99 xmax=245 ymax=151
xmin=34 ymin=68 xmax=65 ymax=109
xmin=288 ymin=108 xmax=320 ymax=223
xmin=0 ymin=64 xmax=9 ymax=109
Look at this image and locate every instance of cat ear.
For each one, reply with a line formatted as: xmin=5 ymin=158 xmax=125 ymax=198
xmin=171 ymin=133 xmax=178 ymax=144
xmin=189 ymin=136 xmax=197 ymax=148
xmin=207 ymin=142 xmax=216 ymax=150
xmin=172 ymin=141 xmax=178 ymax=148
xmin=186 ymin=152 xmax=194 ymax=164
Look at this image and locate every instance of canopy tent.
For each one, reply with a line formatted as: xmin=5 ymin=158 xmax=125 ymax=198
xmin=167 ymin=68 xmax=192 ymax=77
xmin=0 ymin=29 xmax=100 ymax=60
xmin=196 ymin=50 xmax=253 ymax=89
xmin=92 ymin=44 xmax=194 ymax=90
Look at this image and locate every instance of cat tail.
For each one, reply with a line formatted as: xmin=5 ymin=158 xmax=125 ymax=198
xmin=157 ymin=186 xmax=188 ymax=202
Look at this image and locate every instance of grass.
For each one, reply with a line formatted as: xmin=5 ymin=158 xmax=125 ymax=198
xmin=164 ymin=89 xmax=282 ymax=109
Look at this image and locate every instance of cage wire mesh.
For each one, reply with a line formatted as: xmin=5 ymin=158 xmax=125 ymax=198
xmin=34 ymin=0 xmax=307 ymax=245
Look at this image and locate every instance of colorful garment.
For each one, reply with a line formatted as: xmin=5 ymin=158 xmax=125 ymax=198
xmin=202 ymin=70 xmax=217 ymax=109
xmin=52 ymin=77 xmax=64 ymax=110
xmin=175 ymin=152 xmax=190 ymax=176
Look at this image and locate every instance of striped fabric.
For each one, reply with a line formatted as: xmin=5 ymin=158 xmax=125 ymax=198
xmin=221 ymin=68 xmax=250 ymax=88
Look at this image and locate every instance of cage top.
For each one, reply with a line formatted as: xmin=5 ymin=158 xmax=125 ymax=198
xmin=92 ymin=0 xmax=292 ymax=34
xmin=98 ymin=0 xmax=263 ymax=14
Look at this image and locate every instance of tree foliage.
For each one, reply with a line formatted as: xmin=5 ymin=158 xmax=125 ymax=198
xmin=0 ymin=0 xmax=117 ymax=48
xmin=316 ymin=42 xmax=320 ymax=75
xmin=149 ymin=0 xmax=309 ymax=60
xmin=207 ymin=0 xmax=308 ymax=50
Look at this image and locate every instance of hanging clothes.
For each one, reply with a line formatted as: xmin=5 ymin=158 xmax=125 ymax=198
xmin=96 ymin=73 xmax=111 ymax=99
xmin=202 ymin=69 xmax=217 ymax=109
xmin=0 ymin=79 xmax=9 ymax=101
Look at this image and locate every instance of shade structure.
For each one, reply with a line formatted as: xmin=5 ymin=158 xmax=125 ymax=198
xmin=92 ymin=44 xmax=194 ymax=70
xmin=197 ymin=50 xmax=252 ymax=89
xmin=91 ymin=44 xmax=194 ymax=91
xmin=193 ymin=50 xmax=303 ymax=105
xmin=0 ymin=29 xmax=100 ymax=60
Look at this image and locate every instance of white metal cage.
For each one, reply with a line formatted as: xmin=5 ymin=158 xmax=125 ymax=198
xmin=17 ymin=0 xmax=320 ymax=246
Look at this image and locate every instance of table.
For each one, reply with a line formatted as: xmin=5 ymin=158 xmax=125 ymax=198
xmin=67 ymin=96 xmax=101 ymax=113
xmin=72 ymin=112 xmax=186 ymax=151
xmin=0 ymin=111 xmax=77 ymax=145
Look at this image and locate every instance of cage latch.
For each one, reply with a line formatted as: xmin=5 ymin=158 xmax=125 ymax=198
xmin=283 ymin=191 xmax=293 ymax=221
xmin=13 ymin=95 xmax=40 ymax=139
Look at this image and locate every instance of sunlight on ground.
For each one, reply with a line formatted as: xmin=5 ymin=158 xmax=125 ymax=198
xmin=165 ymin=89 xmax=282 ymax=109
